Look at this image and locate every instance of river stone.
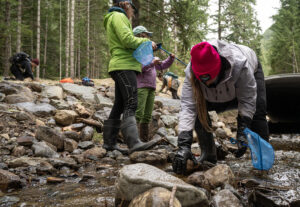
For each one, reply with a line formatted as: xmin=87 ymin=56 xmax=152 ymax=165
xmin=54 ymin=110 xmax=78 ymax=126
xmin=24 ymin=82 xmax=43 ymax=92
xmin=129 ymin=149 xmax=168 ymax=164
xmin=0 ymin=103 xmax=8 ymax=111
xmin=94 ymin=94 xmax=113 ymax=108
xmin=61 ymin=83 xmax=97 ymax=103
xmin=157 ymin=127 xmax=168 ymax=137
xmin=5 ymin=93 xmax=34 ymax=104
xmin=0 ymin=82 xmax=19 ymax=95
xmin=80 ymin=126 xmax=94 ymax=141
xmin=64 ymin=131 xmax=80 ymax=142
xmin=165 ymin=135 xmax=178 ymax=147
xmin=161 ymin=115 xmax=178 ymax=128
xmin=78 ymin=141 xmax=94 ymax=149
xmin=50 ymin=99 xmax=70 ymax=110
xmin=129 ymin=187 xmax=182 ymax=207
xmin=187 ymin=164 xmax=235 ymax=191
xmin=83 ymin=147 xmax=106 ymax=159
xmin=35 ymin=126 xmax=65 ymax=151
xmin=65 ymin=95 xmax=79 ymax=106
xmin=0 ymin=169 xmax=21 ymax=191
xmin=215 ymin=128 xmax=227 ymax=138
xmin=12 ymin=146 xmax=26 ymax=157
xmin=32 ymin=141 xmax=60 ymax=158
xmin=212 ymin=189 xmax=243 ymax=207
xmin=270 ymin=136 xmax=300 ymax=152
xmin=64 ymin=138 xmax=78 ymax=153
xmin=115 ymin=163 xmax=208 ymax=207
xmin=7 ymin=157 xmax=54 ymax=173
xmin=42 ymin=85 xmax=63 ymax=100
xmin=15 ymin=102 xmax=56 ymax=117
xmin=70 ymin=123 xmax=86 ymax=131
xmin=0 ymin=93 xmax=5 ymax=102
xmin=0 ymin=196 xmax=20 ymax=206
xmin=48 ymin=157 xmax=78 ymax=169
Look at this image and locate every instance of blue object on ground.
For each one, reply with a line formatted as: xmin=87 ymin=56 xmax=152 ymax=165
xmin=230 ymin=128 xmax=275 ymax=171
xmin=133 ymin=41 xmax=154 ymax=66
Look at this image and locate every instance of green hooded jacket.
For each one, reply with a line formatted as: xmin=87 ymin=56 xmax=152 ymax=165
xmin=104 ymin=8 xmax=149 ymax=73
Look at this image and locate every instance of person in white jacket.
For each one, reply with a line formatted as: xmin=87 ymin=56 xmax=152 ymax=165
xmin=172 ymin=40 xmax=269 ymax=174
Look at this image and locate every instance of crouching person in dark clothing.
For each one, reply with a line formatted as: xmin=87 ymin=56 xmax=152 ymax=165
xmin=172 ymin=40 xmax=269 ymax=175
xmin=9 ymin=52 xmax=39 ymax=81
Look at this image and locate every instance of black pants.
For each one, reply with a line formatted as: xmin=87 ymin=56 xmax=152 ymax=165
xmin=109 ymin=70 xmax=138 ymax=120
xmin=171 ymin=88 xmax=180 ymax=99
xmin=206 ymin=62 xmax=269 ymax=141
xmin=10 ymin=64 xmax=31 ymax=81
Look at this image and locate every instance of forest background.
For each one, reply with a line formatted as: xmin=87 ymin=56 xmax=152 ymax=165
xmin=0 ymin=0 xmax=299 ymax=80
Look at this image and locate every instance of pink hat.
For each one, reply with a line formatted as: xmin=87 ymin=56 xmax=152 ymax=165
xmin=31 ymin=58 xmax=39 ymax=66
xmin=190 ymin=42 xmax=221 ymax=81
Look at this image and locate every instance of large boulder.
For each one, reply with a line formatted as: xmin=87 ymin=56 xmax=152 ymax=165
xmin=61 ymin=83 xmax=97 ymax=103
xmin=0 ymin=82 xmax=35 ymax=103
xmin=115 ymin=163 xmax=208 ymax=207
xmin=54 ymin=110 xmax=78 ymax=126
xmin=94 ymin=94 xmax=113 ymax=108
xmin=42 ymin=85 xmax=63 ymax=100
xmin=15 ymin=102 xmax=56 ymax=117
xmin=0 ymin=169 xmax=21 ymax=191
xmin=35 ymin=126 xmax=65 ymax=151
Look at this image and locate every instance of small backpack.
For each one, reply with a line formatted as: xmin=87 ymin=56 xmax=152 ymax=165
xmin=82 ymin=77 xmax=94 ymax=87
xmin=9 ymin=52 xmax=30 ymax=64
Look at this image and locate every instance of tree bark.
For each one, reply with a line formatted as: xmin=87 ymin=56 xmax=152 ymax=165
xmin=70 ymin=0 xmax=75 ymax=78
xmin=218 ymin=0 xmax=222 ymax=40
xmin=86 ymin=0 xmax=90 ymax=77
xmin=65 ymin=0 xmax=70 ymax=77
xmin=59 ymin=0 xmax=62 ymax=80
xmin=43 ymin=2 xmax=49 ymax=79
xmin=132 ymin=0 xmax=140 ymax=27
xmin=36 ymin=0 xmax=41 ymax=79
xmin=3 ymin=0 xmax=11 ymax=77
xmin=17 ymin=0 xmax=22 ymax=53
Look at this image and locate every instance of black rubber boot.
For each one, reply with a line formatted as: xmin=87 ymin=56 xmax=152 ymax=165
xmin=103 ymin=119 xmax=128 ymax=155
xmin=121 ymin=116 xmax=159 ymax=154
xmin=195 ymin=118 xmax=217 ymax=164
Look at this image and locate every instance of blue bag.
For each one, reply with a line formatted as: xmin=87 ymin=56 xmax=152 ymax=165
xmin=230 ymin=128 xmax=275 ymax=170
xmin=133 ymin=41 xmax=153 ymax=66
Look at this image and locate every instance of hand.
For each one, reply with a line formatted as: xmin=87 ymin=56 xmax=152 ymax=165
xmin=170 ymin=54 xmax=175 ymax=58
xmin=234 ymin=115 xmax=251 ymax=158
xmin=152 ymin=41 xmax=157 ymax=51
xmin=172 ymin=147 xmax=197 ymax=175
xmin=153 ymin=57 xmax=161 ymax=65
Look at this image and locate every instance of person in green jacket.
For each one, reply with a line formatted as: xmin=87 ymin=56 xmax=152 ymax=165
xmin=103 ymin=0 xmax=159 ymax=154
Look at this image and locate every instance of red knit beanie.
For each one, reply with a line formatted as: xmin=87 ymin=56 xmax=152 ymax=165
xmin=31 ymin=58 xmax=39 ymax=66
xmin=190 ymin=42 xmax=221 ymax=81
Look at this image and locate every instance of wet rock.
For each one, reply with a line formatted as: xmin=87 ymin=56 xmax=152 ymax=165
xmin=149 ymin=118 xmax=164 ymax=138
xmin=165 ymin=135 xmax=178 ymax=147
xmin=64 ymin=131 xmax=80 ymax=142
xmin=12 ymin=146 xmax=26 ymax=157
xmin=209 ymin=111 xmax=219 ymax=123
xmin=107 ymin=150 xmax=123 ymax=159
xmin=270 ymin=135 xmax=300 ymax=152
xmin=42 ymin=85 xmax=63 ymax=100
xmin=78 ymin=141 xmax=94 ymax=149
xmin=248 ymin=191 xmax=291 ymax=207
xmin=54 ymin=110 xmax=78 ymax=126
xmin=155 ymin=96 xmax=180 ymax=112
xmin=0 ymin=103 xmax=8 ymax=111
xmin=74 ymin=103 xmax=92 ymax=118
xmin=215 ymin=128 xmax=227 ymax=139
xmin=0 ymin=93 xmax=5 ymax=102
xmin=47 ymin=118 xmax=56 ymax=126
xmin=48 ymin=157 xmax=77 ymax=169
xmin=0 ymin=196 xmax=20 ymax=206
xmin=5 ymin=93 xmax=34 ymax=104
xmin=35 ymin=126 xmax=65 ymax=151
xmin=94 ymin=94 xmax=113 ymax=108
xmin=129 ymin=149 xmax=168 ymax=164
xmin=61 ymin=83 xmax=97 ymax=103
xmin=15 ymin=102 xmax=56 ymax=117
xmin=24 ymin=82 xmax=43 ymax=92
xmin=83 ymin=147 xmax=106 ymax=159
xmin=129 ymin=187 xmax=182 ymax=207
xmin=115 ymin=163 xmax=208 ymax=207
xmin=50 ymin=99 xmax=70 ymax=110
xmin=80 ymin=126 xmax=94 ymax=141
xmin=212 ymin=189 xmax=243 ymax=207
xmin=7 ymin=157 xmax=55 ymax=174
xmin=65 ymin=95 xmax=79 ymax=106
xmin=47 ymin=177 xmax=65 ymax=184
xmin=187 ymin=164 xmax=235 ymax=190
xmin=36 ymin=119 xmax=45 ymax=126
xmin=157 ymin=127 xmax=168 ymax=137
xmin=161 ymin=115 xmax=178 ymax=128
xmin=0 ymin=169 xmax=22 ymax=191
xmin=32 ymin=141 xmax=60 ymax=158
xmin=64 ymin=138 xmax=78 ymax=153
xmin=15 ymin=111 xmax=34 ymax=121
xmin=17 ymin=136 xmax=35 ymax=147
xmin=70 ymin=123 xmax=86 ymax=131
xmin=0 ymin=82 xmax=19 ymax=95
xmin=0 ymin=163 xmax=8 ymax=170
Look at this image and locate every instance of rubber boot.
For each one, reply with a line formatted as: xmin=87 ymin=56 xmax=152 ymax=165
xmin=139 ymin=123 xmax=149 ymax=142
xmin=121 ymin=116 xmax=159 ymax=154
xmin=195 ymin=118 xmax=217 ymax=164
xmin=103 ymin=119 xmax=128 ymax=155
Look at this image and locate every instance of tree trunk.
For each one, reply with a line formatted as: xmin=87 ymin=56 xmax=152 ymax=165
xmin=17 ymin=0 xmax=22 ymax=53
xmin=3 ymin=0 xmax=11 ymax=77
xmin=132 ymin=0 xmax=140 ymax=27
xmin=43 ymin=3 xmax=49 ymax=79
xmin=36 ymin=0 xmax=40 ymax=79
xmin=65 ymin=0 xmax=70 ymax=77
xmin=59 ymin=0 xmax=62 ymax=80
xmin=86 ymin=0 xmax=90 ymax=77
xmin=31 ymin=0 xmax=34 ymax=56
xmin=218 ymin=0 xmax=222 ymax=40
xmin=70 ymin=0 xmax=75 ymax=78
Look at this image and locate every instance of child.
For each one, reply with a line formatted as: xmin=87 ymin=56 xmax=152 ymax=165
xmin=133 ymin=25 xmax=175 ymax=141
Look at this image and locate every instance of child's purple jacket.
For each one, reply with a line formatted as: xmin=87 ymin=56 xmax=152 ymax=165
xmin=137 ymin=56 xmax=175 ymax=89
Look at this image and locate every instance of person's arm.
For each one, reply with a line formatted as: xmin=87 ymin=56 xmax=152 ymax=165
xmin=155 ymin=55 xmax=175 ymax=71
xmin=112 ymin=13 xmax=148 ymax=49
xmin=22 ymin=61 xmax=34 ymax=80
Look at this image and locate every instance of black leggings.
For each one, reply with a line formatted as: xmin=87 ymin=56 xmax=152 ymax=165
xmin=108 ymin=70 xmax=138 ymax=120
xmin=206 ymin=62 xmax=269 ymax=141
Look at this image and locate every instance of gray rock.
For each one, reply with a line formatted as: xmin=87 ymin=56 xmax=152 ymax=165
xmin=0 ymin=103 xmax=8 ymax=111
xmin=15 ymin=102 xmax=56 ymax=117
xmin=61 ymin=83 xmax=97 ymax=103
xmin=64 ymin=138 xmax=78 ymax=153
xmin=5 ymin=93 xmax=34 ymax=104
xmin=212 ymin=189 xmax=243 ymax=207
xmin=0 ymin=82 xmax=19 ymax=95
xmin=80 ymin=126 xmax=94 ymax=141
xmin=70 ymin=123 xmax=86 ymax=131
xmin=32 ymin=141 xmax=60 ymax=158
xmin=94 ymin=94 xmax=113 ymax=108
xmin=7 ymin=157 xmax=54 ymax=173
xmin=209 ymin=111 xmax=219 ymax=123
xmin=129 ymin=149 xmax=168 ymax=164
xmin=155 ymin=96 xmax=180 ymax=111
xmin=161 ymin=115 xmax=178 ymax=128
xmin=50 ymin=99 xmax=70 ymax=110
xmin=42 ymin=85 xmax=63 ymax=100
xmin=24 ymin=82 xmax=43 ymax=92
xmin=129 ymin=187 xmax=182 ymax=207
xmin=78 ymin=141 xmax=94 ymax=149
xmin=165 ymin=135 xmax=178 ymax=147
xmin=0 ymin=196 xmax=20 ymax=206
xmin=64 ymin=131 xmax=80 ymax=142
xmin=215 ymin=128 xmax=227 ymax=139
xmin=47 ymin=118 xmax=56 ymax=126
xmin=115 ymin=163 xmax=208 ymax=207
xmin=83 ymin=147 xmax=106 ymax=159
xmin=40 ymin=97 xmax=50 ymax=103
xmin=48 ymin=157 xmax=78 ymax=169
xmin=0 ymin=169 xmax=21 ymax=191
xmin=35 ymin=126 xmax=65 ymax=151
xmin=0 ymin=93 xmax=5 ymax=102
xmin=54 ymin=110 xmax=78 ymax=126
xmin=157 ymin=127 xmax=168 ymax=137
xmin=65 ymin=95 xmax=79 ymax=106
xmin=271 ymin=136 xmax=300 ymax=152
xmin=12 ymin=146 xmax=26 ymax=157
xmin=15 ymin=111 xmax=34 ymax=121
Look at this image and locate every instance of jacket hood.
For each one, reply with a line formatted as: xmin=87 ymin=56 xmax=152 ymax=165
xmin=104 ymin=7 xmax=127 ymax=30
